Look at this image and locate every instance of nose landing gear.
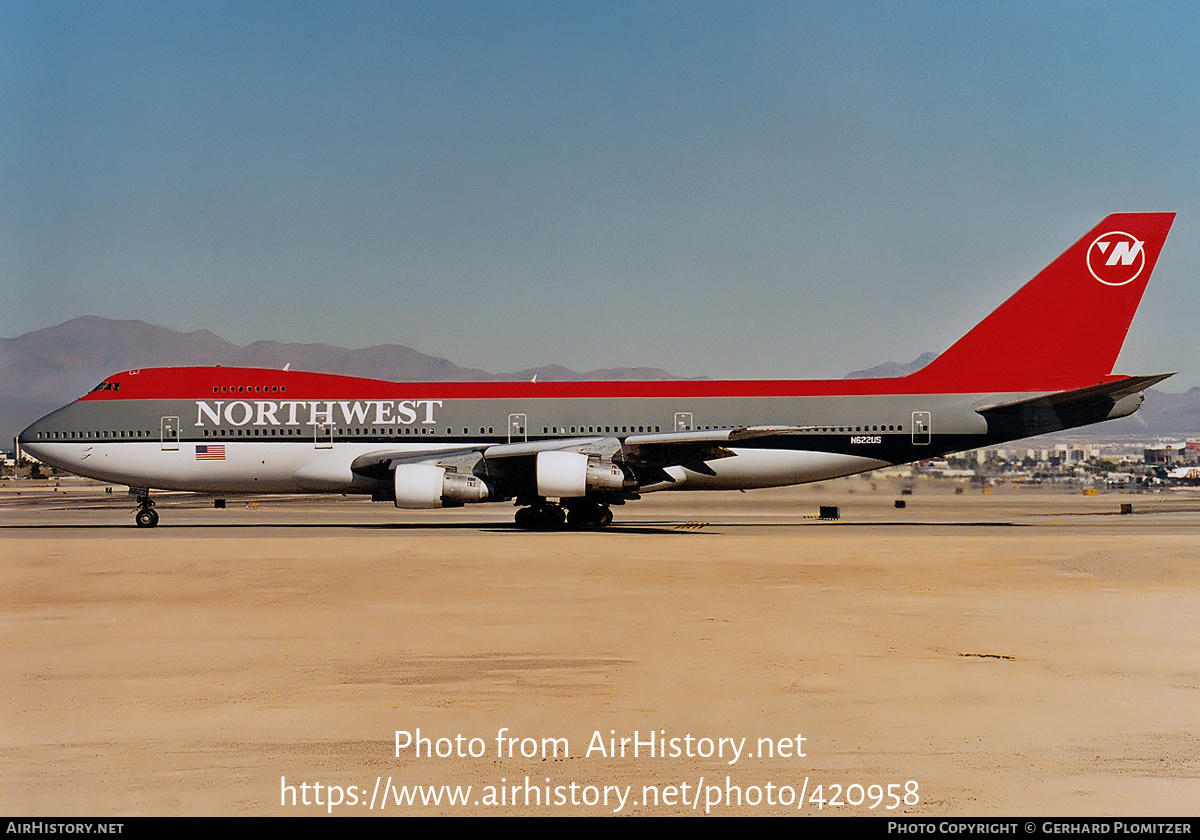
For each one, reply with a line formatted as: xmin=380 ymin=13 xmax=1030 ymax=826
xmin=133 ymin=494 xmax=159 ymax=528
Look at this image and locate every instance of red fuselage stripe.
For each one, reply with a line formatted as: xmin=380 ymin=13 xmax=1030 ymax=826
xmin=79 ymin=367 xmax=1122 ymax=403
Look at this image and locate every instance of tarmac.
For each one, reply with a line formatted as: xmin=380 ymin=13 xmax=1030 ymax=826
xmin=3 ymin=477 xmax=1199 ymax=816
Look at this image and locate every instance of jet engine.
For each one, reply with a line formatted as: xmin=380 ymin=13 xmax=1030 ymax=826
xmin=536 ymin=450 xmax=628 ymax=498
xmin=393 ymin=464 xmax=493 ymax=509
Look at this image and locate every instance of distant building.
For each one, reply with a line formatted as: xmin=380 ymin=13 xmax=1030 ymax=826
xmin=1144 ymin=446 xmax=1180 ymax=465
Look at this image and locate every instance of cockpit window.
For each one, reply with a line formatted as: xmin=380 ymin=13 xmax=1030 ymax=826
xmin=90 ymin=381 xmax=121 ymax=393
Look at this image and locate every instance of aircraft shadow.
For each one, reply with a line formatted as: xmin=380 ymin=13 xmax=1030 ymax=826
xmin=0 ymin=519 xmax=1029 ymax=533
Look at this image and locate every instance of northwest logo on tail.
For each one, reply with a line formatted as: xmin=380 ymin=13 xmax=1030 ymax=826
xmin=1087 ymin=231 xmax=1145 ymax=286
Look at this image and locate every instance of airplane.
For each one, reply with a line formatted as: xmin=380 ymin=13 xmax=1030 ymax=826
xmin=17 ymin=212 xmax=1175 ymax=530
xmin=1163 ymin=466 xmax=1200 ymax=483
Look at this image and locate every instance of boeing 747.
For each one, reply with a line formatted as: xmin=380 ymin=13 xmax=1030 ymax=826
xmin=18 ymin=212 xmax=1175 ymax=529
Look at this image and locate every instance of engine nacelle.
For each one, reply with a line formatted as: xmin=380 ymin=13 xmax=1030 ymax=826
xmin=393 ymin=464 xmax=492 ymax=509
xmin=536 ymin=450 xmax=628 ymax=499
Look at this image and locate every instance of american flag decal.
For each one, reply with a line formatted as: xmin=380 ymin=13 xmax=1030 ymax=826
xmin=195 ymin=444 xmax=226 ymax=461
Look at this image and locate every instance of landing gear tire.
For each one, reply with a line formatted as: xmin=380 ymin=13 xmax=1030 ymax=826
xmin=134 ymin=494 xmax=158 ymax=528
xmin=566 ymin=502 xmax=613 ymax=530
xmin=514 ymin=506 xmax=536 ymax=530
xmin=514 ymin=503 xmax=567 ymax=531
xmin=135 ymin=506 xmax=159 ymax=528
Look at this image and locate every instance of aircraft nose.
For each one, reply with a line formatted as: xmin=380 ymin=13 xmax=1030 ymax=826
xmin=16 ymin=417 xmax=51 ymax=463
xmin=17 ymin=424 xmax=41 ymax=459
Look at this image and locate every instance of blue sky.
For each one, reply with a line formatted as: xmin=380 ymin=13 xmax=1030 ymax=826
xmin=4 ymin=1 xmax=1199 ymax=387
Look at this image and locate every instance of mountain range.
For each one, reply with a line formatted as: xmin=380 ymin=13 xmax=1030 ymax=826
xmin=3 ymin=317 xmax=1197 ymax=446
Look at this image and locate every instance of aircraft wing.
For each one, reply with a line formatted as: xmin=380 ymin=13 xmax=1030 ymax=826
xmin=349 ymin=425 xmax=814 ymax=482
xmin=617 ymin=426 xmax=814 ymax=480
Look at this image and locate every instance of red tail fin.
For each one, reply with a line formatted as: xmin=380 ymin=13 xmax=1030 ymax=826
xmin=909 ymin=212 xmax=1175 ymax=392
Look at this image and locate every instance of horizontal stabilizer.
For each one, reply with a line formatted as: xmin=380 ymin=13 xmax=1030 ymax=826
xmin=975 ymin=373 xmax=1172 ymax=438
xmin=976 ymin=373 xmax=1174 ymax=416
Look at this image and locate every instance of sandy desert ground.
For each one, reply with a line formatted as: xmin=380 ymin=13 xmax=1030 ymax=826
xmin=2 ymin=477 xmax=1198 ymax=816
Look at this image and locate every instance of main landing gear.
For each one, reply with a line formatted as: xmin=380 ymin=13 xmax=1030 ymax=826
xmin=514 ymin=500 xmax=614 ymax=531
xmin=133 ymin=493 xmax=159 ymax=528
xmin=566 ymin=501 xmax=614 ymax=530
